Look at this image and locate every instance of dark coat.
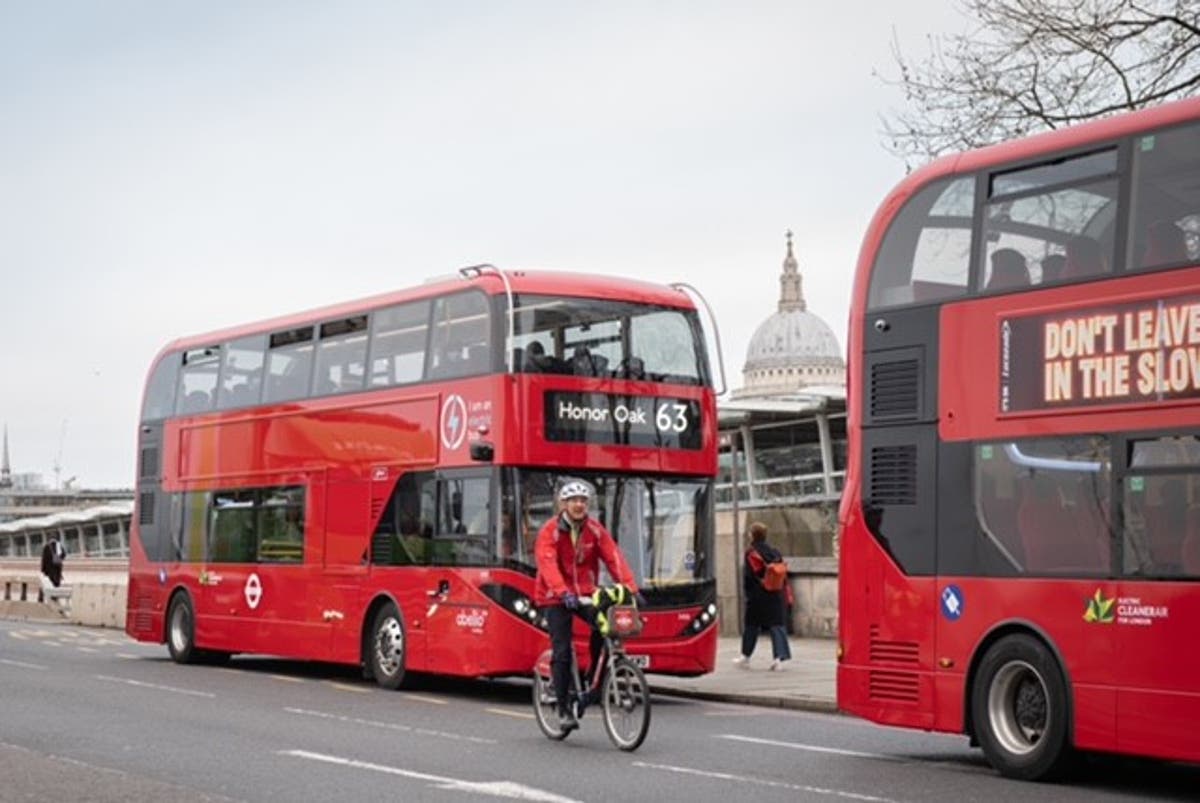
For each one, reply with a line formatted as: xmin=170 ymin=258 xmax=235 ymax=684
xmin=41 ymin=539 xmax=65 ymax=588
xmin=742 ymin=541 xmax=785 ymax=628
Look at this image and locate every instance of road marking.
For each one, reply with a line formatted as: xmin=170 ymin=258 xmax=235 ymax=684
xmin=116 ymin=653 xmax=140 ymax=660
xmin=94 ymin=674 xmax=216 ymax=698
xmin=76 ymin=647 xmax=99 ymax=653
xmin=270 ymin=674 xmax=303 ymax=683
xmin=400 ymin=692 xmax=448 ymax=705
xmin=284 ymin=707 xmax=496 ymax=744
xmin=8 ymin=631 xmax=28 ymax=640
xmin=486 ymin=707 xmax=535 ymax=720
xmin=326 ymin=681 xmax=369 ymax=694
xmin=279 ymin=749 xmax=580 ymax=802
xmin=717 ymin=734 xmax=901 ymax=761
xmin=634 ymin=761 xmax=903 ymax=803
xmin=0 ymin=658 xmax=47 ymax=670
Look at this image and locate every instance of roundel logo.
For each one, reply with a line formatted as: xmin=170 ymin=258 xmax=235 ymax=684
xmin=440 ymin=394 xmax=468 ymax=450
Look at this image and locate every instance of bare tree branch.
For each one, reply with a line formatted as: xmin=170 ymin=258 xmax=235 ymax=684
xmin=880 ymin=0 xmax=1200 ymax=169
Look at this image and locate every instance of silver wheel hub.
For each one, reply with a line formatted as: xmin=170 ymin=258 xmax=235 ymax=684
xmin=988 ymin=659 xmax=1048 ymax=755
xmin=375 ymin=617 xmax=404 ymax=676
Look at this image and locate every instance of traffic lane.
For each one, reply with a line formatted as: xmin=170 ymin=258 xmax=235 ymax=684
xmin=0 ymin=742 xmax=244 ymax=803
xmin=3 ymin=623 xmax=1198 ymax=802
xmin=0 ymin=632 xmax=921 ymax=803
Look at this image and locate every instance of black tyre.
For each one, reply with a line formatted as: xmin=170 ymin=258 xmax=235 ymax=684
xmin=971 ymin=633 xmax=1071 ymax=780
xmin=166 ymin=593 xmax=198 ymax=664
xmin=532 ymin=671 xmax=569 ymax=740
xmin=602 ymin=657 xmax=650 ymax=751
xmin=368 ymin=603 xmax=407 ymax=690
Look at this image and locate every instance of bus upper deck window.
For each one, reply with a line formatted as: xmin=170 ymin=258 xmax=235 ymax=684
xmin=867 ymin=176 xmax=974 ymax=310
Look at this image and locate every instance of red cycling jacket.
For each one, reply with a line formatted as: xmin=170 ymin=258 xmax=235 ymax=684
xmin=533 ymin=513 xmax=637 ymax=606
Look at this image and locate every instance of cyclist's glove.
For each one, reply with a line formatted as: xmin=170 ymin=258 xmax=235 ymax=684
xmin=561 ymin=592 xmax=579 ymax=610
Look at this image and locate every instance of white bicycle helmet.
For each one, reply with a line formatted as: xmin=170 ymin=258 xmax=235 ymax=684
xmin=558 ymin=479 xmax=592 ymax=501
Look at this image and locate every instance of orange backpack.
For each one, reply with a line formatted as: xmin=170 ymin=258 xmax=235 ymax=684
xmin=761 ymin=560 xmax=787 ymax=592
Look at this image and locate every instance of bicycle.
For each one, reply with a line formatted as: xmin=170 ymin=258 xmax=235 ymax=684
xmin=532 ymin=586 xmax=652 ymax=751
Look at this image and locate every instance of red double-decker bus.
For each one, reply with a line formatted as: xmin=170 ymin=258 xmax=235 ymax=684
xmin=126 ymin=267 xmax=721 ymax=687
xmin=838 ymin=97 xmax=1200 ymax=779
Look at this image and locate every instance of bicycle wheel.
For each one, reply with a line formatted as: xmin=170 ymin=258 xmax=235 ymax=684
xmin=532 ymin=671 xmax=569 ymax=740
xmin=601 ymin=657 xmax=650 ymax=751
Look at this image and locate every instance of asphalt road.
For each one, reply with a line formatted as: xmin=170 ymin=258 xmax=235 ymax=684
xmin=1 ymin=621 xmax=1195 ymax=803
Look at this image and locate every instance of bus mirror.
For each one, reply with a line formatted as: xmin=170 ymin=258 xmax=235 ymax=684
xmin=470 ymin=441 xmax=495 ymax=462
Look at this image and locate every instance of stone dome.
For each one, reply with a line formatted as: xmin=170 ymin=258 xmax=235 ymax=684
xmin=744 ymin=309 xmax=843 ymax=371
xmin=735 ymin=232 xmax=845 ymax=397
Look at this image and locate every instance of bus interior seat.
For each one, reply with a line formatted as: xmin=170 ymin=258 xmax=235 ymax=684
xmin=463 ymin=344 xmax=489 ymax=373
xmin=182 ymin=389 xmax=212 ymax=414
xmin=1141 ymin=219 xmax=1188 ymax=267
xmin=1017 ymin=475 xmax=1108 ymax=572
xmin=986 ymin=249 xmax=1031 ymax=291
xmin=1181 ymin=509 xmax=1200 ymax=574
xmin=1063 ymin=236 xmax=1106 ymax=280
xmin=571 ymin=346 xmax=608 ymax=377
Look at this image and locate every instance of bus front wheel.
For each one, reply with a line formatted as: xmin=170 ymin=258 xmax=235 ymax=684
xmin=369 ymin=603 xmax=407 ymax=690
xmin=971 ymin=633 xmax=1071 ymax=781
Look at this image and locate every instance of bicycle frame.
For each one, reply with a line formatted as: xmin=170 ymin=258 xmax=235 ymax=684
xmin=532 ymin=594 xmax=651 ymax=751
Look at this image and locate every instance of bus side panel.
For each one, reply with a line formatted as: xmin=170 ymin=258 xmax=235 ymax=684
xmin=1115 ymin=580 xmax=1200 ymax=762
xmin=837 ymin=512 xmax=937 ymax=731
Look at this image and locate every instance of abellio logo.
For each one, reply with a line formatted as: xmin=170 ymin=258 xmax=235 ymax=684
xmin=1083 ymin=588 xmax=1115 ymax=624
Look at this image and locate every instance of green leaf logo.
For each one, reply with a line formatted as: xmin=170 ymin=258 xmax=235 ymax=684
xmin=1083 ymin=588 xmax=1115 ymax=624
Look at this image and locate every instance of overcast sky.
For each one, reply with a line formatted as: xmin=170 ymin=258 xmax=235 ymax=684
xmin=1 ymin=1 xmax=967 ymax=489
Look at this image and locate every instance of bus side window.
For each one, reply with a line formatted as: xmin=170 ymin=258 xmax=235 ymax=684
xmin=866 ymin=176 xmax=974 ymax=310
xmin=216 ymin=335 xmax=266 ymax=410
xmin=1129 ymin=121 xmax=1200 ymax=272
xmin=176 ymin=347 xmax=220 ymax=415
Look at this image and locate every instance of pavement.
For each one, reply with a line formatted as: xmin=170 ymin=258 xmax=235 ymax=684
xmin=0 ymin=604 xmax=838 ymax=714
xmin=649 ymin=634 xmax=838 ymax=713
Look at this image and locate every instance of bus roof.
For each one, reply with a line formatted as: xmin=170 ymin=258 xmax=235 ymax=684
xmin=159 ymin=269 xmax=696 ymax=356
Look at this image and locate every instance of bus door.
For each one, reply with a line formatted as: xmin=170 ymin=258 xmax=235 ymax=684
xmin=257 ymin=476 xmax=330 ymax=660
xmin=1113 ymin=453 xmax=1200 ymax=760
xmin=422 ymin=470 xmax=495 ymax=676
xmin=197 ymin=486 xmax=261 ymax=652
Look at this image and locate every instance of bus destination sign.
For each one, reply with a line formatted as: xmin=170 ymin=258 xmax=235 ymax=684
xmin=999 ymin=293 xmax=1200 ymax=413
xmin=544 ymin=391 xmax=702 ymax=450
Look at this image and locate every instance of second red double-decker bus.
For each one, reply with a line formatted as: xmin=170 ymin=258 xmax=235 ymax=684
xmin=838 ymin=97 xmax=1200 ymax=779
xmin=126 ymin=267 xmax=721 ymax=686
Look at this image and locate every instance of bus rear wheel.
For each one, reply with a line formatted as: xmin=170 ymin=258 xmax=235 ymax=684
xmin=369 ymin=603 xmax=407 ymax=690
xmin=971 ymin=633 xmax=1071 ymax=780
xmin=167 ymin=593 xmax=198 ymax=664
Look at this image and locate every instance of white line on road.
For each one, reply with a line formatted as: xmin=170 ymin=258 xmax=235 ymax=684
xmin=717 ymin=734 xmax=902 ymax=761
xmin=279 ymin=749 xmax=581 ymax=802
xmin=0 ymin=658 xmax=47 ymax=670
xmin=284 ymin=707 xmax=496 ymax=744
xmin=400 ymin=692 xmax=448 ymax=705
xmin=94 ymin=674 xmax=216 ymax=698
xmin=486 ymin=707 xmax=535 ymax=720
xmin=633 ymin=761 xmax=904 ymax=803
xmin=326 ymin=681 xmax=369 ymax=694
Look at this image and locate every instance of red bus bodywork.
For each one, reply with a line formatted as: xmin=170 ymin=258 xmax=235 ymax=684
xmin=126 ymin=270 xmax=718 ymax=680
xmin=838 ymin=97 xmax=1200 ymax=774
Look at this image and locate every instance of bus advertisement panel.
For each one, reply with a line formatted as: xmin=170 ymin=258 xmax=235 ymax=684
xmin=126 ymin=269 xmax=720 ymax=687
xmin=838 ymin=97 xmax=1200 ymax=780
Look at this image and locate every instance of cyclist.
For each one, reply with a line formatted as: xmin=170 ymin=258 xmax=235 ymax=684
xmin=534 ymin=478 xmax=639 ymax=733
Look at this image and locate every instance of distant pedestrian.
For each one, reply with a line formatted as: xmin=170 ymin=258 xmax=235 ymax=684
xmin=733 ymin=522 xmax=792 ymax=671
xmin=40 ymin=537 xmax=66 ymax=588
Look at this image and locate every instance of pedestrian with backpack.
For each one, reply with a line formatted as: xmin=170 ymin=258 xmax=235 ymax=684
xmin=732 ymin=521 xmax=792 ymax=670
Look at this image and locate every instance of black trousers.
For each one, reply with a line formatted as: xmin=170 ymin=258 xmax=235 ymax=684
xmin=545 ymin=604 xmax=602 ymax=715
